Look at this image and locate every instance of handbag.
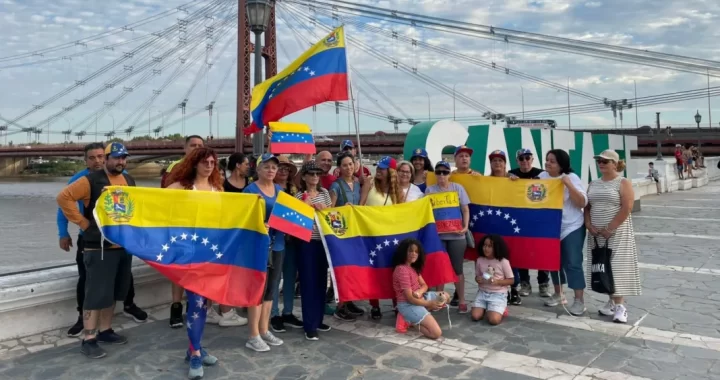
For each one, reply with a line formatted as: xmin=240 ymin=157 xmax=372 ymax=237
xmin=590 ymin=237 xmax=615 ymax=294
xmin=465 ymin=229 xmax=475 ymax=248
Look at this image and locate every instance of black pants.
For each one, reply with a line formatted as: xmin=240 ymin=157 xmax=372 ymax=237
xmin=75 ymin=235 xmax=135 ymax=314
xmin=518 ymin=269 xmax=550 ymax=285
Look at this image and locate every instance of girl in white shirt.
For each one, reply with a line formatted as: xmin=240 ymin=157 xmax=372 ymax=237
xmin=538 ymin=149 xmax=588 ymax=316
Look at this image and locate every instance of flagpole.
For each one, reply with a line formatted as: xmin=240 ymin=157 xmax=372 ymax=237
xmin=342 ymin=26 xmax=364 ymax=166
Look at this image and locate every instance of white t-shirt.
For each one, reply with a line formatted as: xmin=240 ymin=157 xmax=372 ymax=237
xmin=402 ymin=184 xmax=424 ymax=202
xmin=538 ymin=172 xmax=587 ymax=240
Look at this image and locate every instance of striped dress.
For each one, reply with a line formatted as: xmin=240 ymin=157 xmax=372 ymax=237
xmin=585 ymin=176 xmax=641 ymax=297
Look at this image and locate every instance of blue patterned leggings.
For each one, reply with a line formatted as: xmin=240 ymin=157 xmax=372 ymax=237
xmin=185 ymin=290 xmax=207 ymax=352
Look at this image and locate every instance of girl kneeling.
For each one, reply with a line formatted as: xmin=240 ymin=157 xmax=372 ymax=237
xmin=472 ymin=235 xmax=514 ymax=325
xmin=392 ymin=239 xmax=446 ymax=339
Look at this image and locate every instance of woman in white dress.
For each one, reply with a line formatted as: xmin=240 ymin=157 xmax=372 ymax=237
xmin=584 ymin=150 xmax=641 ymax=324
xmin=397 ymin=161 xmax=425 ymax=202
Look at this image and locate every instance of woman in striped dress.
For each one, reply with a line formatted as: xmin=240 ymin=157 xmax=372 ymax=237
xmin=584 ymin=150 xmax=641 ymax=324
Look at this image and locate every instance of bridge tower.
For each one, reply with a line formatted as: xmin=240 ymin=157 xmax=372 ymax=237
xmin=235 ymin=0 xmax=277 ymax=153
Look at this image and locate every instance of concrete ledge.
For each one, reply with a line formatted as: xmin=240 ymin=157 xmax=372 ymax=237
xmin=692 ymin=176 xmax=709 ymax=188
xmin=0 ymin=261 xmax=171 ymax=341
xmin=677 ymin=179 xmax=694 ymax=190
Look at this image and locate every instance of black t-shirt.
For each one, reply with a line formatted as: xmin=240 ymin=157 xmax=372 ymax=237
xmin=508 ymin=167 xmax=543 ymax=179
xmin=223 ymin=178 xmax=248 ymax=193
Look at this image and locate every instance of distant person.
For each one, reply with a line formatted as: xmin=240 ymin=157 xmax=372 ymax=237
xmin=646 ymin=162 xmax=661 ymax=195
xmin=57 ymin=143 xmax=135 ymax=359
xmin=57 ymin=143 xmax=147 ymax=338
xmin=674 ymin=144 xmax=684 ymax=180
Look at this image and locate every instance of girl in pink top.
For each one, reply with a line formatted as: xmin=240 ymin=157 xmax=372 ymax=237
xmin=392 ymin=239 xmax=447 ymax=339
xmin=472 ymin=235 xmax=515 ymax=325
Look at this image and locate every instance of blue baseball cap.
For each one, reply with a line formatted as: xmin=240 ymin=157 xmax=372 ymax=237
xmin=341 ymin=140 xmax=354 ymax=150
xmin=488 ymin=149 xmax=507 ymax=161
xmin=376 ymin=156 xmax=397 ymax=170
xmin=256 ymin=153 xmax=280 ymax=166
xmin=454 ymin=145 xmax=474 ymax=156
xmin=435 ymin=161 xmax=451 ymax=170
xmin=105 ymin=142 xmax=129 ymax=158
xmin=411 ymin=148 xmax=428 ymax=159
xmin=516 ymin=148 xmax=533 ymax=157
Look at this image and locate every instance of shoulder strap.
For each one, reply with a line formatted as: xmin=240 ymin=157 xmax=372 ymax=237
xmin=334 ymin=178 xmax=349 ymax=204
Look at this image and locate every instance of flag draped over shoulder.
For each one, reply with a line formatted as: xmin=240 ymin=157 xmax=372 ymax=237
xmin=94 ymin=186 xmax=270 ymax=307
xmin=317 ymin=198 xmax=457 ymax=302
xmin=246 ymin=26 xmax=349 ymax=135
xmin=449 ymin=175 xmax=564 ymax=271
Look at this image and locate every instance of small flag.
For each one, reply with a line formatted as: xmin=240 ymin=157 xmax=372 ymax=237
xmin=269 ymin=122 xmax=316 ymax=154
xmin=268 ymin=191 xmax=315 ymax=242
xmin=426 ymin=192 xmax=463 ymax=233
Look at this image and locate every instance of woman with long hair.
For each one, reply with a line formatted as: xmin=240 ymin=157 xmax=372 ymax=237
xmin=425 ymin=160 xmax=471 ymax=313
xmin=328 ymin=152 xmax=366 ymax=321
xmin=224 ymin=153 xmax=251 ymax=192
xmin=397 ymin=161 xmax=424 ymax=202
xmin=360 ymin=156 xmax=403 ymax=319
xmin=585 ymin=150 xmax=640 ymax=324
xmin=270 ymin=155 xmax=303 ymax=333
xmin=409 ymin=148 xmax=432 ymax=192
xmin=165 ymin=147 xmax=222 ymax=380
xmin=538 ymin=150 xmax=588 ymax=314
xmin=295 ymin=161 xmax=333 ymax=340
xmin=242 ymin=154 xmax=286 ymax=351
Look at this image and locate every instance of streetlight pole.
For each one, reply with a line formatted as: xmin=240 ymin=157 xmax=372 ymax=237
xmin=246 ymin=0 xmax=273 ymax=157
xmin=425 ymin=91 xmax=431 ymax=121
xmin=694 ymin=110 xmax=702 ymax=149
xmin=655 ymin=112 xmax=662 ymax=160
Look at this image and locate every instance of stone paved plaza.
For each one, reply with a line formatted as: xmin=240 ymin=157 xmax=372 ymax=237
xmin=1 ymin=182 xmax=719 ymax=380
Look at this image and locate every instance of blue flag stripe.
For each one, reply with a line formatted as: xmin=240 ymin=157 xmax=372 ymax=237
xmin=468 ymin=204 xmax=562 ymax=239
xmin=272 ymin=203 xmax=314 ymax=229
xmin=270 ymin=132 xmax=315 ymax=144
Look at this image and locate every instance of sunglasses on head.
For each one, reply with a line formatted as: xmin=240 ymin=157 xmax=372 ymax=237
xmin=596 ymin=159 xmax=610 ymax=165
xmin=434 ymin=170 xmax=450 ymax=176
xmin=517 ymin=155 xmax=532 ymax=162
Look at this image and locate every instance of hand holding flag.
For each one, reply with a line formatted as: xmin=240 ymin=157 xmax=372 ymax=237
xmin=268 ymin=191 xmax=316 ymax=242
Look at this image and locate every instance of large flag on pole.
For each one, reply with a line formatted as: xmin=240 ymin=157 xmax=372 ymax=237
xmin=94 ymin=187 xmax=271 ymax=306
xmin=317 ymin=198 xmax=457 ymax=302
xmin=245 ymin=26 xmax=349 ymax=135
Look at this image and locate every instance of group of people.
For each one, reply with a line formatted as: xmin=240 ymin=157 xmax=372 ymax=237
xmin=55 ymin=135 xmax=641 ymax=380
xmin=674 ymin=143 xmax=705 ymax=179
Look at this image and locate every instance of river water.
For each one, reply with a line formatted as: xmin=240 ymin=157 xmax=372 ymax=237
xmin=0 ymin=177 xmax=160 ymax=276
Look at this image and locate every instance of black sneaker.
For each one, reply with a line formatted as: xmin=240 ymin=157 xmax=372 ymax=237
xmin=325 ymin=285 xmax=334 ymax=304
xmin=370 ymin=307 xmax=382 ymax=320
xmin=97 ymin=329 xmax=128 ymax=345
xmin=270 ymin=316 xmax=286 ymax=333
xmin=333 ymin=305 xmax=356 ymax=322
xmin=282 ymin=314 xmax=303 ymax=329
xmin=67 ymin=315 xmax=84 ymax=337
xmin=305 ymin=331 xmax=319 ymax=341
xmin=80 ymin=339 xmax=107 ymax=359
xmin=450 ymin=291 xmax=459 ymax=307
xmin=169 ymin=302 xmax=184 ymax=329
xmin=345 ymin=302 xmax=365 ymax=316
xmin=318 ymin=323 xmax=331 ymax=332
xmin=123 ymin=304 xmax=148 ymax=323
xmin=509 ymin=289 xmax=522 ymax=306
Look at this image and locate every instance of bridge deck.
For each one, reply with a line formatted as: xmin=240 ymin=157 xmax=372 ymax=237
xmin=1 ymin=183 xmax=719 ymax=380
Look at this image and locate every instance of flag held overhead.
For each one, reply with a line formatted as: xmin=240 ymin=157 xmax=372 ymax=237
xmin=269 ymin=122 xmax=316 ymax=154
xmin=268 ymin=191 xmax=316 ymax=242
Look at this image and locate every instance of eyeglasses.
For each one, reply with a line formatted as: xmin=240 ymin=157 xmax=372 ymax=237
xmin=304 ymin=172 xmax=320 ymax=177
xmin=397 ymin=170 xmax=412 ymax=175
xmin=200 ymin=159 xmax=216 ymax=167
xmin=278 ymin=167 xmax=290 ymax=172
xmin=435 ymin=170 xmax=450 ymax=176
xmin=596 ymin=159 xmax=610 ymax=165
xmin=517 ymin=155 xmax=532 ymax=162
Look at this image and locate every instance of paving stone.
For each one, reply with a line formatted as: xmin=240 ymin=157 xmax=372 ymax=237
xmin=428 ymin=364 xmax=469 ymax=378
xmin=382 ymin=355 xmax=422 ymax=370
xmin=274 ymin=365 xmax=308 ymax=380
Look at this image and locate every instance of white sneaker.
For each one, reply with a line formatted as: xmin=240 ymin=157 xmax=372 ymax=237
xmin=598 ymin=300 xmax=615 ymax=316
xmin=245 ymin=336 xmax=270 ymax=352
xmin=261 ymin=331 xmax=284 ymax=346
xmin=218 ymin=308 xmax=248 ymax=327
xmin=206 ymin=306 xmax=222 ymax=325
xmin=544 ymin=294 xmax=567 ymax=307
xmin=613 ymin=304 xmax=628 ymax=323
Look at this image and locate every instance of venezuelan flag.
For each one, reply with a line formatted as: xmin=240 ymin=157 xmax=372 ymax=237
xmin=94 ymin=186 xmax=270 ymax=307
xmin=248 ymin=26 xmax=349 ymax=134
xmin=317 ymin=198 xmax=457 ymax=302
xmin=450 ymin=175 xmax=563 ymax=271
xmin=426 ymin=192 xmax=463 ymax=233
xmin=269 ymin=122 xmax=316 ymax=154
xmin=268 ymin=191 xmax=315 ymax=242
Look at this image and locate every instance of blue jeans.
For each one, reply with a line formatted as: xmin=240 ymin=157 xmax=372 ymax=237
xmin=512 ymin=269 xmax=520 ymax=287
xmin=550 ymin=226 xmax=587 ymax=290
xmin=271 ymin=241 xmax=297 ymax=317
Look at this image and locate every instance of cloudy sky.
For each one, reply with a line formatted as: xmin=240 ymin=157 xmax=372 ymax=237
xmin=1 ymin=0 xmax=719 ymax=144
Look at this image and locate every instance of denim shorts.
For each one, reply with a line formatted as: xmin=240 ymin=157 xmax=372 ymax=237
xmin=472 ymin=290 xmax=508 ymax=314
xmin=396 ymin=291 xmax=441 ymax=325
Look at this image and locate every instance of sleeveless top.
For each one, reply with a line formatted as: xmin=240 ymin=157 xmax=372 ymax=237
xmin=366 ymin=185 xmax=393 ymax=206
xmin=192 ymin=185 xmax=216 ymax=192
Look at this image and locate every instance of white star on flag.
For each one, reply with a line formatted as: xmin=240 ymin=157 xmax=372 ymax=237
xmin=470 ymin=222 xmax=474 ymax=228
xmin=181 ymin=233 xmax=188 ymax=240
xmin=216 ymin=252 xmax=223 ymax=259
xmin=504 ymin=213 xmax=510 ymax=220
xmin=393 ymin=239 xmax=399 ymax=245
xmin=187 ymin=321 xmax=193 ymax=330
xmin=170 ymin=236 xmax=177 ymax=243
xmin=511 ymin=219 xmax=517 ymax=225
xmin=156 ymin=253 xmax=163 ymax=261
xmin=495 ymin=210 xmax=502 ymax=216
xmin=514 ymin=226 xmax=521 ymax=233
xmin=376 ymin=244 xmax=382 ymax=251
xmin=304 ymin=66 xmax=309 ymax=71
xmin=370 ymin=250 xmax=376 ymax=257
xmin=201 ymin=238 xmax=209 ymax=246
xmin=369 ymin=258 xmax=374 ymax=265
xmin=384 ymin=240 xmax=390 ymax=246
xmin=191 ymin=234 xmax=198 ymax=241
xmin=310 ymin=71 xmax=316 ymax=76
xmin=162 ymin=244 xmax=169 ymax=252
xmin=211 ymin=244 xmax=218 ymax=252
xmin=487 ymin=208 xmax=493 ymax=215
xmin=479 ymin=211 xmax=485 ymax=217
xmin=472 ymin=215 xmax=478 ymax=221
xmin=191 ymin=312 xmax=199 ymax=320
xmin=195 ymin=298 xmax=204 ymax=308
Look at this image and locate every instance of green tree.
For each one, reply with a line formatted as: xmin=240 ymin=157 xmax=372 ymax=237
xmin=165 ymin=133 xmax=184 ymax=141
xmin=107 ymin=137 xmax=124 ymax=143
